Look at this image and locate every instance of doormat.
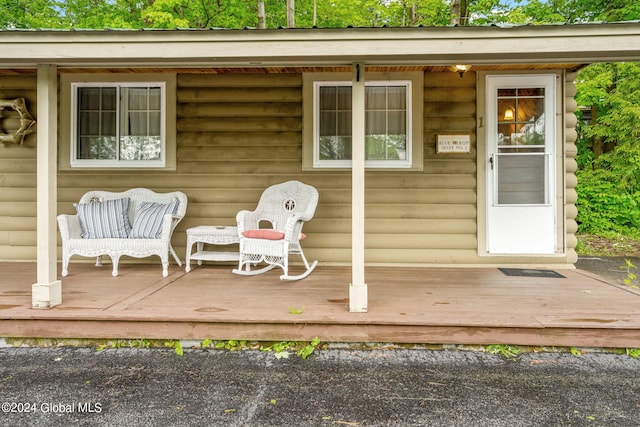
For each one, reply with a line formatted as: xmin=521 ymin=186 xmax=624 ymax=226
xmin=498 ymin=268 xmax=565 ymax=278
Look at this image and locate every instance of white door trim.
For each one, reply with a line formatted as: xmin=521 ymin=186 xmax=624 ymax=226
xmin=484 ymin=73 xmax=557 ymax=255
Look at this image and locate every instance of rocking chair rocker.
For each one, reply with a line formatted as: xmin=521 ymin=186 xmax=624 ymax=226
xmin=232 ymin=180 xmax=319 ymax=281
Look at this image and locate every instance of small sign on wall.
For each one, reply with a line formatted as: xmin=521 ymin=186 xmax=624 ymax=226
xmin=436 ymin=134 xmax=471 ymax=154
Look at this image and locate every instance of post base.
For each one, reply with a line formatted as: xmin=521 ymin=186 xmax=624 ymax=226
xmin=349 ymin=283 xmax=368 ymax=313
xmin=32 ymin=280 xmax=62 ymax=309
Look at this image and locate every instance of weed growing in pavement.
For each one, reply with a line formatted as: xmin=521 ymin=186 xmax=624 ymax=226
xmin=259 ymin=337 xmax=321 ymax=359
xmin=96 ymin=339 xmax=150 ymax=351
xmin=164 ymin=340 xmax=184 ymax=356
xmin=626 ymin=348 xmax=640 ymax=359
xmin=201 ymin=339 xmax=249 ymax=351
xmin=485 ymin=344 xmax=522 ymax=359
xmin=89 ymin=339 xmax=636 ymax=360
xmin=96 ymin=339 xmax=183 ymax=356
xmin=199 ymin=338 xmax=321 ymax=359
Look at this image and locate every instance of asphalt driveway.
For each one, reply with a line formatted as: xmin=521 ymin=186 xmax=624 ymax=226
xmin=576 ymin=256 xmax=640 ymax=285
xmin=1 ymin=347 xmax=638 ymax=426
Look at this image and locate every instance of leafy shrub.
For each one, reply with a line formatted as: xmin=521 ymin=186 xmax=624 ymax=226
xmin=576 ymin=168 xmax=640 ymax=237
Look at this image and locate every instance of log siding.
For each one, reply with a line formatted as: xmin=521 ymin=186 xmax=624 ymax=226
xmin=0 ymin=69 xmax=575 ymax=267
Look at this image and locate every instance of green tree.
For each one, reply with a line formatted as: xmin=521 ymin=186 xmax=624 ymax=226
xmin=143 ymin=0 xmax=257 ymax=29
xmin=518 ymin=0 xmax=640 ymax=23
xmin=576 ymin=63 xmax=640 ymax=190
xmin=0 ymin=0 xmax=61 ymax=28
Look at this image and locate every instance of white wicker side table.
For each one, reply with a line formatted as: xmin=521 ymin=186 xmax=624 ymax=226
xmin=185 ymin=226 xmax=240 ymax=272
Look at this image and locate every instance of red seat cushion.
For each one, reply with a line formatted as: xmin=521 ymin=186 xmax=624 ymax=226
xmin=242 ymin=229 xmax=285 ymax=240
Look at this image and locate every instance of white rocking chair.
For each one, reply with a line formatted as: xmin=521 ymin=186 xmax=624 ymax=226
xmin=232 ymin=180 xmax=319 ymax=281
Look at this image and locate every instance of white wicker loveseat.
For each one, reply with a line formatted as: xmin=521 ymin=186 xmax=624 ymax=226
xmin=57 ymin=188 xmax=188 ymax=277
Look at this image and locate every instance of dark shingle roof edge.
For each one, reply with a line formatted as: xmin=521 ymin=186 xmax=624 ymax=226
xmin=1 ymin=20 xmax=638 ymax=33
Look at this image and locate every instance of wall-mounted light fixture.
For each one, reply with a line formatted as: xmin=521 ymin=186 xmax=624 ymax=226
xmin=503 ymin=108 xmax=514 ymax=121
xmin=449 ymin=64 xmax=471 ymax=78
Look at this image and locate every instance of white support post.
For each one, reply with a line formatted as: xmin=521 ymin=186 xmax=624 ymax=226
xmin=32 ymin=64 xmax=61 ymax=309
xmin=349 ymin=63 xmax=368 ymax=312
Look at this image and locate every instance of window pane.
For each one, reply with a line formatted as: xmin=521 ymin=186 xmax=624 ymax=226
xmin=148 ymin=88 xmax=161 ymax=110
xmin=101 ymin=88 xmax=116 ymax=109
xmin=498 ymin=88 xmax=516 ymax=97
xmin=79 ymin=112 xmax=99 ymax=135
xmin=319 ymin=136 xmax=351 ymax=160
xmin=120 ymin=136 xmax=161 ymax=161
xmin=78 ymin=136 xmax=116 ymax=160
xmin=364 ymin=85 xmax=407 ymax=161
xmin=336 ymin=111 xmax=352 ymax=136
xmin=102 ymin=112 xmax=116 ymax=135
xmin=498 ymin=99 xmax=515 ymax=122
xmin=319 ymin=111 xmax=336 ymax=136
xmin=388 ymin=135 xmax=407 ymax=160
xmin=387 ymin=111 xmax=406 ymax=135
xmin=337 ymin=86 xmax=351 ymax=110
xmin=518 ymin=88 xmax=544 ymax=97
xmin=127 ymin=112 xmax=148 ymax=136
xmin=149 ymin=112 xmax=161 ymax=135
xmin=127 ymin=88 xmax=149 ymax=110
xmin=387 ymin=86 xmax=406 ymax=109
xmin=318 ymin=82 xmax=351 ymax=162
xmin=77 ymin=87 xmax=117 ymax=160
xmin=518 ymin=97 xmax=544 ymax=122
xmin=319 ymin=86 xmax=352 ymax=156
xmin=366 ymin=87 xmax=386 ymax=109
xmin=319 ymin=86 xmax=336 ymax=110
xmin=365 ymin=111 xmax=386 ymax=135
xmin=366 ymin=135 xmax=386 ymax=160
xmin=79 ymin=88 xmax=101 ymax=110
xmin=120 ymin=86 xmax=162 ymax=161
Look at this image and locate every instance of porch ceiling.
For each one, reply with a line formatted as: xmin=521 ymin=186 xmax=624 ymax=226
xmin=1 ymin=22 xmax=639 ymax=68
xmin=0 ymin=64 xmax=587 ymax=76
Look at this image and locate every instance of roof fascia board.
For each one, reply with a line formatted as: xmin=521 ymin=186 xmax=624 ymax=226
xmin=1 ymin=23 xmax=639 ymax=67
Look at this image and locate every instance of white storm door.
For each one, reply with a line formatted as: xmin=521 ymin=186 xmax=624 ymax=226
xmin=486 ymin=75 xmax=556 ymax=254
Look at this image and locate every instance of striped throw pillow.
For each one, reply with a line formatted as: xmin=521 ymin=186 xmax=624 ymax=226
xmin=75 ymin=198 xmax=131 ymax=239
xmin=130 ymin=199 xmax=179 ymax=239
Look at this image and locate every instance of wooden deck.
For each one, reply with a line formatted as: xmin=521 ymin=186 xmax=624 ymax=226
xmin=1 ymin=262 xmax=639 ymax=348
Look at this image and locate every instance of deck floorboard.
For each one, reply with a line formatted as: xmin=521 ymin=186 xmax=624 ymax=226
xmin=1 ymin=262 xmax=639 ymax=348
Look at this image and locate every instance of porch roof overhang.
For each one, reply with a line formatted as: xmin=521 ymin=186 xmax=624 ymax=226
xmin=1 ymin=22 xmax=640 ymax=69
xmin=11 ymin=20 xmax=640 ymax=312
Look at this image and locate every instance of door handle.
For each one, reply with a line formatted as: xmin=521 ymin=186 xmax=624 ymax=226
xmin=489 ymin=156 xmax=494 ymax=170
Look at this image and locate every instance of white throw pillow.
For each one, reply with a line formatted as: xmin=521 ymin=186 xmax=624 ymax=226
xmin=75 ymin=198 xmax=131 ymax=239
xmin=130 ymin=199 xmax=179 ymax=239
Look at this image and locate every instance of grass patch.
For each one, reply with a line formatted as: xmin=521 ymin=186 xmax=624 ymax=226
xmin=576 ymin=234 xmax=640 ymax=257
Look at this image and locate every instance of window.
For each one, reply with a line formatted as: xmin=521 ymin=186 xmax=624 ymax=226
xmin=497 ymin=87 xmax=546 ymax=152
xmin=72 ymin=83 xmax=165 ymax=167
xmin=315 ymin=81 xmax=410 ymax=168
xmin=303 ymin=72 xmax=423 ymax=170
xmin=60 ymin=73 xmax=176 ymax=170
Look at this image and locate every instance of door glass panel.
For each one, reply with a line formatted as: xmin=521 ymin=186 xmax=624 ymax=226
xmin=495 ymin=153 xmax=546 ymax=205
xmin=494 ymin=85 xmax=548 ymax=205
xmin=497 ymin=88 xmax=545 ymax=150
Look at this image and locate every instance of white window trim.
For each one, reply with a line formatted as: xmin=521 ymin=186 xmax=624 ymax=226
xmin=59 ymin=73 xmax=177 ymax=171
xmin=302 ymin=71 xmax=423 ymax=171
xmin=70 ymin=82 xmax=166 ymax=168
xmin=312 ymin=80 xmax=413 ymax=169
